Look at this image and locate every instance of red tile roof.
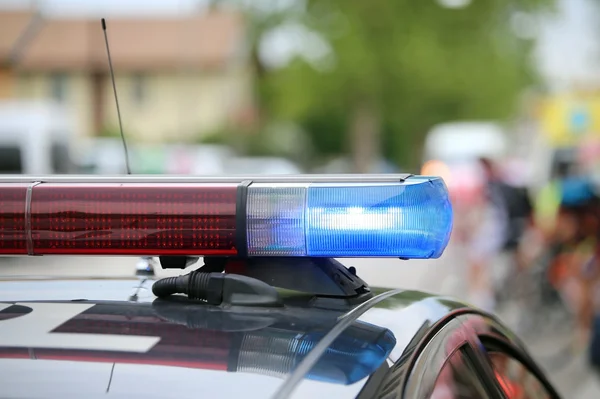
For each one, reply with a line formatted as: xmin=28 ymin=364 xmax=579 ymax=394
xmin=1 ymin=10 xmax=245 ymax=71
xmin=0 ymin=9 xmax=37 ymax=64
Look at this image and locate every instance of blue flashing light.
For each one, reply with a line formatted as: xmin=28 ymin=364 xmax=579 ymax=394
xmin=246 ymin=176 xmax=453 ymax=258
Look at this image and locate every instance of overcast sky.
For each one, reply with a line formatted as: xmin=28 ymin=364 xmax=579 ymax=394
xmin=534 ymin=0 xmax=600 ymax=89
xmin=1 ymin=0 xmax=598 ymax=89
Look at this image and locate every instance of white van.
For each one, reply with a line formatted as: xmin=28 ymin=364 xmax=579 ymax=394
xmin=0 ymin=101 xmax=76 ymax=174
xmin=421 ymin=121 xmax=509 ymax=188
xmin=423 ymin=121 xmax=508 ymax=165
xmin=421 ymin=121 xmax=509 ymax=242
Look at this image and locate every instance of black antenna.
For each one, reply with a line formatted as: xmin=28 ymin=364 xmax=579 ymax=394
xmin=101 ymin=18 xmax=131 ymax=175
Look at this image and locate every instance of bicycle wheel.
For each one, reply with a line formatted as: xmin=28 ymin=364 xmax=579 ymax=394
xmin=499 ymin=250 xmax=580 ymax=372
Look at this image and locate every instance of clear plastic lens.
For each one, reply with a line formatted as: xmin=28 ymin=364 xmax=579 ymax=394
xmin=246 ymin=185 xmax=307 ymax=256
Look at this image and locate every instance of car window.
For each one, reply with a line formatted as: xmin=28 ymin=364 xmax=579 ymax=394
xmin=488 ymin=352 xmax=552 ymax=399
xmin=0 ymin=146 xmax=23 ymax=173
xmin=431 ymin=347 xmax=490 ymax=399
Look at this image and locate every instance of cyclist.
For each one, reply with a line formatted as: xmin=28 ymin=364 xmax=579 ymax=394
xmin=550 ymin=175 xmax=600 ymax=345
xmin=476 ymin=158 xmax=534 ymax=304
xmin=466 ymin=158 xmax=508 ymax=311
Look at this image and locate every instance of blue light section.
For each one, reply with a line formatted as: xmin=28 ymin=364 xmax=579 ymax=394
xmin=305 ymin=177 xmax=452 ymax=258
xmin=246 ymin=185 xmax=306 ymax=256
xmin=246 ymin=177 xmax=453 ymax=258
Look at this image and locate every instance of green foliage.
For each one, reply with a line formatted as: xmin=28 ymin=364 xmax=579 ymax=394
xmin=98 ymin=125 xmax=123 ymax=139
xmin=196 ymin=126 xmax=298 ymax=159
xmin=218 ymin=0 xmax=555 ymax=169
xmin=196 ymin=129 xmax=232 ymax=146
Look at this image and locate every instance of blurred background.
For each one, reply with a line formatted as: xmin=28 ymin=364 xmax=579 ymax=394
xmin=2 ymin=0 xmax=600 ymax=396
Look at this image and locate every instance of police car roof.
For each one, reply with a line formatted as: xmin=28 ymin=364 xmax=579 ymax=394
xmin=0 ymin=276 xmax=471 ymax=399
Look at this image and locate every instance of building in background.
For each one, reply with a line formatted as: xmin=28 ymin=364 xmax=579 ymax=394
xmin=0 ymin=8 xmax=254 ymax=143
xmin=0 ymin=9 xmax=40 ymax=99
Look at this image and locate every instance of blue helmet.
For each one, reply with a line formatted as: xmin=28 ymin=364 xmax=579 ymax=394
xmin=560 ymin=177 xmax=597 ymax=207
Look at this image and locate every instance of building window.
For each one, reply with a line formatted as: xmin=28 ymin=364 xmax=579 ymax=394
xmin=131 ymin=73 xmax=146 ymax=105
xmin=50 ymin=73 xmax=68 ymax=103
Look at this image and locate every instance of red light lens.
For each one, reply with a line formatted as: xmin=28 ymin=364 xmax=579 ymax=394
xmin=0 ymin=184 xmax=28 ymax=254
xmin=28 ymin=183 xmax=237 ymax=255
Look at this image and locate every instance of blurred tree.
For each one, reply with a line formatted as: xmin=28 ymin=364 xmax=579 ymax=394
xmin=99 ymin=125 xmax=124 ymax=139
xmin=217 ymin=0 xmax=555 ymax=171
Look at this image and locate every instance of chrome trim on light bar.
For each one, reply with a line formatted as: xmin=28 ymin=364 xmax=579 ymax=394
xmin=25 ymin=181 xmax=41 ymax=256
xmin=0 ymin=174 xmax=412 ymax=184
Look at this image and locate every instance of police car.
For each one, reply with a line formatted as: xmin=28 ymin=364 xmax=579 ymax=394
xmin=0 ymin=174 xmax=559 ymax=398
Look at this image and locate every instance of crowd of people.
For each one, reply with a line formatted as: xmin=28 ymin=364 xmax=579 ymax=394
xmin=461 ymin=148 xmax=600 ymax=368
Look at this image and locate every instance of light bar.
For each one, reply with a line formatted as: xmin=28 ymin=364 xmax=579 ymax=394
xmin=0 ymin=175 xmax=452 ymax=258
xmin=0 ymin=182 xmax=237 ymax=256
xmin=0 ymin=183 xmax=28 ymax=254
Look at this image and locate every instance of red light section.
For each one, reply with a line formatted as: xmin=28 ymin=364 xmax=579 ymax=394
xmin=29 ymin=183 xmax=238 ymax=255
xmin=0 ymin=184 xmax=28 ymax=254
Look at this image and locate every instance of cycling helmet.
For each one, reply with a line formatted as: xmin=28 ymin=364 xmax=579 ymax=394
xmin=560 ymin=176 xmax=597 ymax=207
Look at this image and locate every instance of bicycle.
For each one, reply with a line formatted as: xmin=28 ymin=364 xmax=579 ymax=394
xmin=495 ymin=244 xmax=582 ymax=373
